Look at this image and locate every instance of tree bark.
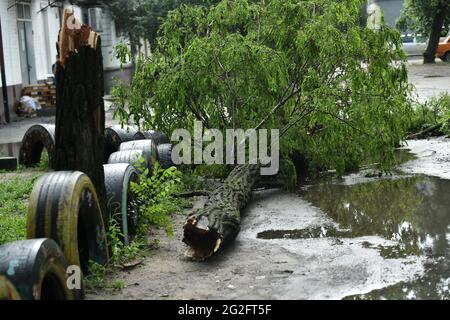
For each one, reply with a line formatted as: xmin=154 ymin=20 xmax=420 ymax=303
xmin=423 ymin=6 xmax=446 ymax=64
xmin=53 ymin=10 xmax=107 ymax=224
xmin=407 ymin=119 xmax=450 ymax=139
xmin=183 ymin=164 xmax=260 ymax=261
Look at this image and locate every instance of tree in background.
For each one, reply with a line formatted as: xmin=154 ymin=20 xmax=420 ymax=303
xmin=113 ymin=0 xmax=413 ymax=178
xmin=397 ymin=0 xmax=450 ymax=64
xmin=106 ymin=0 xmax=219 ymax=54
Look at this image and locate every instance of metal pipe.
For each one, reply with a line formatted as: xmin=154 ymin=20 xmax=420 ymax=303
xmin=0 ymin=15 xmax=10 ymax=123
xmin=37 ymin=0 xmax=63 ymax=15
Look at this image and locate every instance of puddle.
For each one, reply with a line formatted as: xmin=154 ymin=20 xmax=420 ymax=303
xmin=0 ymin=142 xmax=21 ymax=159
xmin=300 ymin=175 xmax=450 ymax=299
xmin=257 ymin=226 xmax=352 ymax=240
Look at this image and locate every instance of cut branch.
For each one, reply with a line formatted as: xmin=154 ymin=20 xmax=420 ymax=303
xmin=407 ymin=120 xmax=448 ymax=140
xmin=183 ymin=164 xmax=260 ymax=260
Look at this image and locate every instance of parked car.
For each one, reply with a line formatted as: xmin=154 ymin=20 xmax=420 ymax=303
xmin=436 ymin=36 xmax=450 ymax=62
xmin=401 ymin=34 xmax=428 ymax=56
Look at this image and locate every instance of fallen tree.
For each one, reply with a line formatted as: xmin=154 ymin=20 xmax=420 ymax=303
xmin=183 ymin=164 xmax=260 ymax=260
xmin=407 ymin=120 xmax=449 ymax=140
xmin=112 ymin=0 xmax=415 ymax=260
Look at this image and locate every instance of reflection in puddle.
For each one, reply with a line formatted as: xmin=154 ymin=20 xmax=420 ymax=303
xmin=257 ymin=226 xmax=352 ymax=240
xmin=300 ymin=175 xmax=450 ymax=299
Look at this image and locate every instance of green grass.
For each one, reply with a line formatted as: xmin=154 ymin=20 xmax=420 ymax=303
xmin=39 ymin=150 xmax=49 ymax=171
xmin=0 ymin=177 xmax=37 ymax=245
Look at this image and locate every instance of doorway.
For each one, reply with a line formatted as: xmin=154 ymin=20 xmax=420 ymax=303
xmin=17 ymin=2 xmax=37 ymax=85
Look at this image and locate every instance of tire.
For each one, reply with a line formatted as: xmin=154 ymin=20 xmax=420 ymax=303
xmin=0 ymin=157 xmax=17 ymax=171
xmin=120 ymin=140 xmax=159 ymax=166
xmin=104 ymin=125 xmax=140 ymax=163
xmin=0 ymin=239 xmax=83 ymax=300
xmin=134 ymin=130 xmax=170 ymax=145
xmin=107 ymin=149 xmax=150 ymax=172
xmin=19 ymin=124 xmax=55 ymax=168
xmin=157 ymin=143 xmax=174 ymax=169
xmin=27 ymin=171 xmax=109 ymax=272
xmin=0 ymin=276 xmax=21 ymax=300
xmin=443 ymin=52 xmax=450 ymax=62
xmin=103 ymin=164 xmax=139 ymax=244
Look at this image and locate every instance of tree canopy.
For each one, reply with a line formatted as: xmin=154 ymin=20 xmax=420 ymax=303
xmin=397 ymin=0 xmax=450 ymax=63
xmin=113 ymin=0 xmax=413 ymax=177
xmin=106 ymin=0 xmax=219 ymax=51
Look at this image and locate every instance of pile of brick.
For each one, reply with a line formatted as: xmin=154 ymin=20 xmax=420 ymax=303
xmin=21 ymin=83 xmax=56 ymax=108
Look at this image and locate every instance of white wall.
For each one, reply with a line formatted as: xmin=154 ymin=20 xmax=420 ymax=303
xmin=0 ymin=1 xmax=23 ymax=87
xmin=1 ymin=0 xmax=123 ymax=88
xmin=32 ymin=1 xmax=51 ymax=80
xmin=100 ymin=8 xmax=121 ymax=70
xmin=33 ymin=1 xmax=61 ymax=77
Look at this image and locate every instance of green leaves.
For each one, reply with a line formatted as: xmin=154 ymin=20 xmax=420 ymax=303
xmin=130 ymin=162 xmax=184 ymax=237
xmin=397 ymin=0 xmax=450 ymax=35
xmin=108 ymin=0 xmax=219 ymax=49
xmin=114 ymin=0 xmax=414 ymax=177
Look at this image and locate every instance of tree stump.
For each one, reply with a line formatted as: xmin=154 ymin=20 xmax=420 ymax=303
xmin=53 ymin=10 xmax=107 ymax=223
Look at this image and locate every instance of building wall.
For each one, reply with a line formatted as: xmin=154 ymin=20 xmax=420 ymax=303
xmin=1 ymin=1 xmax=23 ymax=87
xmin=370 ymin=0 xmax=406 ymax=28
xmin=81 ymin=5 xmax=124 ymax=92
xmin=0 ymin=1 xmax=24 ymax=122
xmin=1 ymin=0 xmax=126 ymax=122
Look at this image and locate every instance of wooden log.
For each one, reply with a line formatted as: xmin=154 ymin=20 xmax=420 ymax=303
xmin=52 ymin=9 xmax=107 ymax=221
xmin=407 ymin=121 xmax=447 ymax=140
xmin=183 ymin=164 xmax=260 ymax=261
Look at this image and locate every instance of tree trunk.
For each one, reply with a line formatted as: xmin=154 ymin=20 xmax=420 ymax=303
xmin=423 ymin=6 xmax=446 ymax=64
xmin=53 ymin=10 xmax=107 ymax=224
xmin=183 ymin=164 xmax=260 ymax=261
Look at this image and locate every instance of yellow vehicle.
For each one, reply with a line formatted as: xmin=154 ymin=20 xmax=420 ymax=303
xmin=437 ymin=36 xmax=450 ymax=62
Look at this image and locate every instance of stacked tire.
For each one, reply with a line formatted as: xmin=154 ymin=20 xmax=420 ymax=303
xmin=0 ymin=125 xmax=175 ymax=300
xmin=104 ymin=163 xmax=139 ymax=245
xmin=103 ymin=127 xmax=172 ymax=244
xmin=104 ymin=125 xmax=174 ymax=169
xmin=104 ymin=125 xmax=141 ymax=163
xmin=0 ymin=239 xmax=83 ymax=300
xmin=19 ymin=124 xmax=55 ymax=169
xmin=1 ymin=171 xmax=109 ymax=300
xmin=27 ymin=171 xmax=109 ymax=272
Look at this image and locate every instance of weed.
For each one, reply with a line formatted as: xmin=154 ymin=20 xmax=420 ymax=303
xmin=108 ymin=218 xmax=145 ymax=265
xmin=112 ymin=280 xmax=125 ymax=291
xmin=85 ymin=261 xmax=108 ymax=290
xmin=38 ymin=150 xmax=49 ymax=171
xmin=130 ymin=161 xmax=185 ymax=237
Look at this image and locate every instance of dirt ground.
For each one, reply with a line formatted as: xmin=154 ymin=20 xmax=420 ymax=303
xmin=87 ymin=188 xmax=424 ymax=300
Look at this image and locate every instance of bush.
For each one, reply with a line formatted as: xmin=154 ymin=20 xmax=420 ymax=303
xmin=409 ymin=93 xmax=450 ymax=136
xmin=130 ymin=161 xmax=185 ymax=237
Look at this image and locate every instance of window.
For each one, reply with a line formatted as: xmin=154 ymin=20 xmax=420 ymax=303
xmin=17 ymin=3 xmax=32 ymax=20
xmin=88 ymin=7 xmax=104 ymax=32
xmin=401 ymin=34 xmax=414 ymax=44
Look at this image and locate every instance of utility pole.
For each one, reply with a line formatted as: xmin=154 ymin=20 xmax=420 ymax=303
xmin=0 ymin=15 xmax=10 ymax=123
